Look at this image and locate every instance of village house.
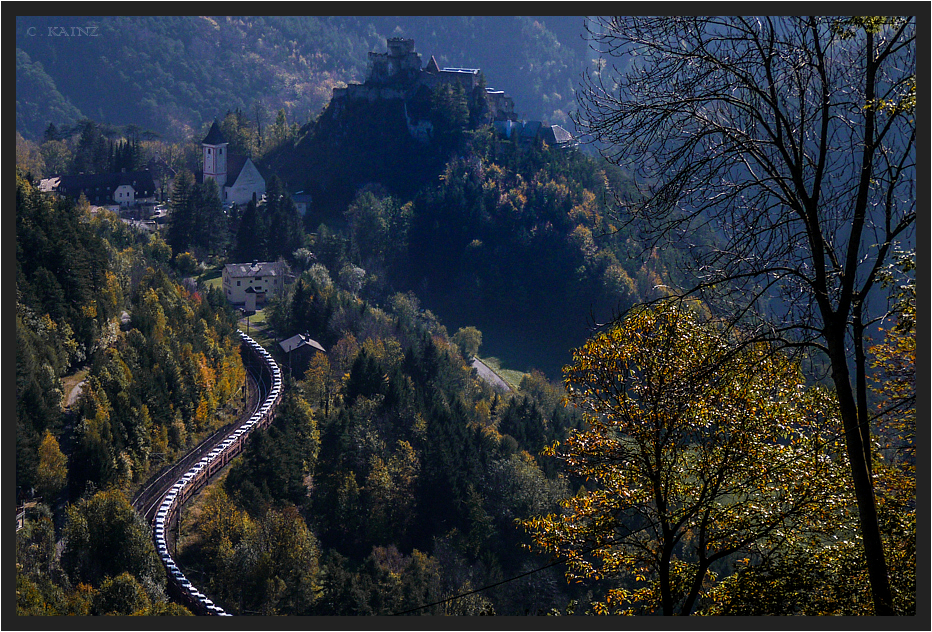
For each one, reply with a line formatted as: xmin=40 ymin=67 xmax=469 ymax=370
xmin=51 ymin=170 xmax=158 ymax=211
xmin=222 ymin=260 xmax=286 ymax=307
xmin=199 ymin=120 xmax=267 ymax=207
xmin=292 ymin=191 xmax=313 ymax=216
xmin=279 ymin=333 xmax=326 ymax=376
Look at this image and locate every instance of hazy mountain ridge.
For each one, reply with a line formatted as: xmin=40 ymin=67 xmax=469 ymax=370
xmin=16 ymin=15 xmax=592 ymax=142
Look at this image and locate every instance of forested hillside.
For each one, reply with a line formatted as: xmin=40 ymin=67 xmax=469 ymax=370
xmin=260 ymin=85 xmax=690 ymax=376
xmin=14 ymin=167 xmax=600 ymax=615
xmin=16 ymin=174 xmax=249 ymax=614
xmin=176 ymin=278 xmax=593 ymax=615
xmin=15 ymin=15 xmax=589 ymax=142
xmin=15 ymin=14 xmax=915 ymax=618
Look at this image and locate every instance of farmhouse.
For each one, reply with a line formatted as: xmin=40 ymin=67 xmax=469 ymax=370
xmin=279 ymin=333 xmax=326 ymax=376
xmin=222 ymin=260 xmax=286 ymax=307
xmin=53 ymin=170 xmax=157 ymax=209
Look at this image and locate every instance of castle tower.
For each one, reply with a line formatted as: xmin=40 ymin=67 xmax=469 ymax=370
xmin=202 ymin=120 xmax=228 ymax=189
xmin=367 ymin=38 xmax=422 ymax=86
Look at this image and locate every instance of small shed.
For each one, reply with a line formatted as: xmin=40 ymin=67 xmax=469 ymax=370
xmin=279 ymin=333 xmax=326 ymax=376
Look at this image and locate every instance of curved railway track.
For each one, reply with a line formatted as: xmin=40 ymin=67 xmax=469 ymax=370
xmin=132 ymin=362 xmax=265 ymax=521
xmin=140 ymin=330 xmax=283 ymax=615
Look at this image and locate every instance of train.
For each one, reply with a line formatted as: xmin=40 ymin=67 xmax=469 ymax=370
xmin=152 ymin=330 xmax=283 ymax=616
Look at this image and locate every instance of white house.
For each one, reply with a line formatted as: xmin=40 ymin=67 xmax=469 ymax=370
xmin=54 ymin=170 xmax=157 ymax=208
xmin=201 ymin=120 xmax=267 ymax=207
xmin=114 ymin=184 xmax=135 ymax=206
xmin=222 ymin=260 xmax=286 ymax=306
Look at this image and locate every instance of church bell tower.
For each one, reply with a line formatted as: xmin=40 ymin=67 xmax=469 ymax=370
xmin=202 ymin=120 xmax=228 ymax=189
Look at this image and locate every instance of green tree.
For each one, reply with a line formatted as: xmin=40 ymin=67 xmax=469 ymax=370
xmin=267 ymin=107 xmax=294 ymax=151
xmin=225 ymin=389 xmax=319 ymax=513
xmin=92 ymin=572 xmax=152 ymax=615
xmin=430 ymin=82 xmax=470 ymax=151
xmin=232 ymin=196 xmax=267 ymax=262
xmin=363 ymin=440 xmax=420 ymax=544
xmin=230 ymin=506 xmax=320 ymax=615
xmin=452 ymin=326 xmax=482 ymax=360
xmin=72 ymin=119 xmax=109 ymax=174
xmin=220 ymin=109 xmax=259 ymax=158
xmin=574 ymin=16 xmax=915 ymax=614
xmin=35 ymin=431 xmax=68 ymax=502
xmin=166 ymin=170 xmax=196 ymax=256
xmin=192 ymin=177 xmax=226 ymax=257
xmin=39 ymin=139 xmax=72 ymax=175
xmin=61 ymin=489 xmax=163 ymax=589
xmin=524 ymin=302 xmax=851 ymax=615
xmin=264 ymin=176 xmax=304 ymax=261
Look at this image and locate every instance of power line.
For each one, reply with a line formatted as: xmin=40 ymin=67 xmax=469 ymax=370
xmin=391 ymin=553 xmax=569 ymax=615
xmin=392 ymin=425 xmax=855 ymax=616
xmin=392 ymin=522 xmax=658 ymax=616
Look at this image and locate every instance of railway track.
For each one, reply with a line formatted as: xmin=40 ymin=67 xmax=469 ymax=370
xmin=131 ymin=362 xmax=264 ymax=521
xmin=135 ymin=331 xmax=283 ymax=615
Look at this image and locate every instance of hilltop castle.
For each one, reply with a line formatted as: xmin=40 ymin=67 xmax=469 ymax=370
xmin=330 ymin=37 xmax=521 ymax=142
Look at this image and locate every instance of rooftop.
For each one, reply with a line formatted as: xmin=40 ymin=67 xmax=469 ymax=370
xmin=202 ymin=120 xmax=227 ymax=146
xmin=224 ymin=261 xmax=283 ymax=278
xmin=280 ymin=334 xmax=326 ymax=355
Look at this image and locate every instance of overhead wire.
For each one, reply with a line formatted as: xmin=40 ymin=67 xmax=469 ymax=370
xmin=392 ymin=422 xmax=855 ymax=615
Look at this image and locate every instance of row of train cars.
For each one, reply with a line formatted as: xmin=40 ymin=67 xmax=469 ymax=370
xmin=152 ymin=330 xmax=282 ymax=616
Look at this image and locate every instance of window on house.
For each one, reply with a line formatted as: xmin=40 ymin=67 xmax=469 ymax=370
xmin=237 ymin=281 xmax=241 ymax=286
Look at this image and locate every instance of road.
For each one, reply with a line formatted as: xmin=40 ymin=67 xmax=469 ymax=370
xmin=471 ymin=357 xmax=513 ymax=393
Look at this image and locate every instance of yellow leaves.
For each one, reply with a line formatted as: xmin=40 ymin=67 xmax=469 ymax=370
xmin=37 ymin=430 xmax=68 ymax=498
xmin=80 ymin=301 xmax=98 ymax=319
xmin=361 ymin=337 xmax=404 ymax=373
xmin=523 ymin=299 xmax=854 ymax=614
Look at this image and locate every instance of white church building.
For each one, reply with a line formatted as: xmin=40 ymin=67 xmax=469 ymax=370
xmin=201 ymin=120 xmax=266 ymax=206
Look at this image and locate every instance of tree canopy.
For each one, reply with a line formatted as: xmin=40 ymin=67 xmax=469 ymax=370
xmin=573 ymin=15 xmax=915 ymax=614
xmin=524 ymin=301 xmax=852 ymax=615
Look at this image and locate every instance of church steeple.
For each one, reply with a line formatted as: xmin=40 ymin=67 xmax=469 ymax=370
xmin=202 ymin=120 xmax=228 ymax=188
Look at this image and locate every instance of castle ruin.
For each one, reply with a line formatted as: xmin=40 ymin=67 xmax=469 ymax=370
xmin=328 ymin=38 xmax=576 ymax=149
xmin=330 ymin=37 xmax=517 ymax=138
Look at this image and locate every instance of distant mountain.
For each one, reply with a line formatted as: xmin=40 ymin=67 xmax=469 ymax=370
xmin=16 ymin=48 xmax=85 ymax=137
xmin=15 ymin=15 xmax=592 ymax=142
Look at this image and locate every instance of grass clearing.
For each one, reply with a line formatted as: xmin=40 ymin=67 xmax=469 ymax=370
xmin=199 ymin=266 xmax=223 ymax=291
xmin=248 ymin=308 xmax=269 ymax=327
xmin=61 ymin=368 xmax=89 ymax=408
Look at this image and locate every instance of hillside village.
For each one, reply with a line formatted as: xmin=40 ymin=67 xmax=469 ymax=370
xmin=37 ymin=37 xmax=574 ymax=232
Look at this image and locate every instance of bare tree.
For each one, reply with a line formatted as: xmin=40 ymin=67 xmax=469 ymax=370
xmin=573 ymin=15 xmax=915 ymax=615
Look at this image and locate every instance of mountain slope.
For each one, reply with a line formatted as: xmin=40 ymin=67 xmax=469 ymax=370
xmin=15 ymin=16 xmax=590 ymax=142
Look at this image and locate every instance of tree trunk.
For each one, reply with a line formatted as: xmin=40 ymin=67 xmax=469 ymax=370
xmin=827 ymin=329 xmax=895 ymax=615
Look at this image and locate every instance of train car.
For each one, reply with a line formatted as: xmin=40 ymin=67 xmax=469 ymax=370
xmin=155 ymin=329 xmax=283 ymax=616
